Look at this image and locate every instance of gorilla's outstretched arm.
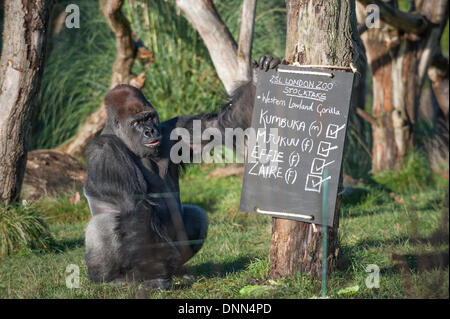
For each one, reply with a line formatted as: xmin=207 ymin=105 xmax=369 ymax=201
xmin=164 ymin=56 xmax=282 ymax=149
xmin=83 ymin=56 xmax=280 ymax=289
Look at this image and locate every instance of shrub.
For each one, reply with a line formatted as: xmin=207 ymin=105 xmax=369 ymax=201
xmin=373 ymin=152 xmax=436 ymax=194
xmin=0 ymin=203 xmax=53 ymax=256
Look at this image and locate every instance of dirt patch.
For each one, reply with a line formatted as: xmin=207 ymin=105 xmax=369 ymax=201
xmin=22 ymin=150 xmax=86 ymax=200
xmin=207 ymin=164 xmax=245 ymax=179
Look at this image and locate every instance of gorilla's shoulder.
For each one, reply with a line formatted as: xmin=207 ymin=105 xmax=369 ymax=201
xmin=86 ymin=134 xmax=134 ymax=161
xmin=87 ymin=134 xmax=120 ymax=146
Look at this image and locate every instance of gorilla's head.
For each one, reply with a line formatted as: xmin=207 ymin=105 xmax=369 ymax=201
xmin=104 ymin=84 xmax=161 ymax=158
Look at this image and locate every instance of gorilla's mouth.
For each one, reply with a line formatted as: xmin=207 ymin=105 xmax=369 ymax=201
xmin=144 ymin=139 xmax=160 ymax=147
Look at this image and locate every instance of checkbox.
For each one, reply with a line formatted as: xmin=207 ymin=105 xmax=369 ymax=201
xmin=305 ymin=174 xmax=322 ymax=193
xmin=305 ymin=174 xmax=332 ymax=193
xmin=311 ymin=158 xmax=336 ymax=175
xmin=317 ymin=141 xmax=338 ymax=157
xmin=311 ymin=158 xmax=326 ymax=175
xmin=326 ymin=124 xmax=346 ymax=139
xmin=317 ymin=141 xmax=331 ymax=157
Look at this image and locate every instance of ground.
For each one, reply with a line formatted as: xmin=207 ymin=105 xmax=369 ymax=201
xmin=0 ymin=160 xmax=448 ymax=299
xmin=22 ymin=150 xmax=85 ymax=200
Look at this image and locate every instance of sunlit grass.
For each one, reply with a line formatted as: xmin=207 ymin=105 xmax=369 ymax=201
xmin=0 ymin=203 xmax=53 ymax=257
xmin=3 ymin=0 xmax=447 ymax=299
xmin=0 ymin=154 xmax=448 ymax=298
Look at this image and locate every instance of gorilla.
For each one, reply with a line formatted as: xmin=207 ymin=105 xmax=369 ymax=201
xmin=83 ymin=56 xmax=281 ymax=289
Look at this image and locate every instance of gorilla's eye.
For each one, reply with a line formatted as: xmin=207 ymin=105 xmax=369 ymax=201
xmin=132 ymin=121 xmax=139 ymax=128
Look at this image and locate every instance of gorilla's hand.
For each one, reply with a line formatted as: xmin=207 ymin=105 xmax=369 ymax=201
xmin=252 ymin=56 xmax=285 ymax=71
xmin=251 ymin=56 xmax=286 ymax=85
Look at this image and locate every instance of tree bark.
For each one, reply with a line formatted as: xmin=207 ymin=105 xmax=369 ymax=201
xmin=427 ymin=54 xmax=449 ymax=171
xmin=270 ymin=0 xmax=361 ymax=278
xmin=60 ymin=0 xmax=147 ymax=157
xmin=236 ymin=0 xmax=257 ymax=83
xmin=357 ymin=0 xmax=429 ymax=34
xmin=0 ymin=0 xmax=54 ymax=204
xmin=176 ymin=0 xmax=256 ymax=95
xmin=428 ymin=54 xmax=449 ymax=117
xmin=356 ymin=0 xmax=448 ymax=173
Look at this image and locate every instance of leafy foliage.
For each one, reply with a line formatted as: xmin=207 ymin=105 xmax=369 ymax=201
xmin=33 ymin=0 xmax=286 ymax=149
xmin=0 ymin=203 xmax=53 ymax=257
xmin=33 ymin=0 xmax=115 ymax=149
xmin=374 ymin=152 xmax=437 ymax=194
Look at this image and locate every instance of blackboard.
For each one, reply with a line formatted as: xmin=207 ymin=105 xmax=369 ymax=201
xmin=239 ymin=65 xmax=354 ymax=226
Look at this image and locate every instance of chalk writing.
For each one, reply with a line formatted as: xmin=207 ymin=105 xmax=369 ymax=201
xmin=240 ymin=65 xmax=354 ymax=226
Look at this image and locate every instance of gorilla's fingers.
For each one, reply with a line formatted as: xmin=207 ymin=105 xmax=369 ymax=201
xmin=258 ymin=55 xmax=267 ymax=70
xmin=263 ymin=56 xmax=273 ymax=71
xmin=269 ymin=57 xmax=282 ymax=69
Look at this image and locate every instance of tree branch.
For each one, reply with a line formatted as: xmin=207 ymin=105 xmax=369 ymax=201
xmin=99 ymin=0 xmax=135 ymax=87
xmin=356 ymin=108 xmax=377 ymax=126
xmin=236 ymin=0 xmax=257 ymax=82
xmin=176 ymin=0 xmax=256 ymax=95
xmin=357 ymin=0 xmax=429 ymax=34
xmin=61 ymin=0 xmax=140 ymax=156
xmin=176 ymin=0 xmax=239 ymax=95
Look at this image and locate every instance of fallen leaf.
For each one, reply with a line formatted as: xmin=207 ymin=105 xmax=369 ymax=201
xmin=394 ymin=196 xmax=404 ymax=203
xmin=68 ymin=192 xmax=81 ymax=205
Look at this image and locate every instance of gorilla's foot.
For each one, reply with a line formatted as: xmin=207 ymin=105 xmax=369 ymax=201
xmin=143 ymin=278 xmax=172 ymax=290
xmin=108 ymin=278 xmax=127 ymax=287
xmin=175 ymin=266 xmax=196 ymax=280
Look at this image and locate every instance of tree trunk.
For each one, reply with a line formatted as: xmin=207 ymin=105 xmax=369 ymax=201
xmin=0 ymin=0 xmax=54 ymax=204
xmin=428 ymin=55 xmax=449 ymax=117
xmin=427 ymin=57 xmax=449 ymax=171
xmin=59 ymin=0 xmax=144 ymax=157
xmin=356 ymin=0 xmax=448 ymax=173
xmin=176 ymin=0 xmax=256 ymax=95
xmin=270 ymin=0 xmax=361 ymax=278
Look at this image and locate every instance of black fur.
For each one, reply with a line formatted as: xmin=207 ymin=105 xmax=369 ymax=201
xmin=83 ymin=57 xmax=279 ymax=289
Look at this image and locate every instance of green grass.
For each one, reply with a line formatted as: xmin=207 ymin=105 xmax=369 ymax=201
xmin=1 ymin=0 xmax=448 ymax=299
xmin=0 ymin=156 xmax=448 ymax=299
xmin=0 ymin=203 xmax=53 ymax=257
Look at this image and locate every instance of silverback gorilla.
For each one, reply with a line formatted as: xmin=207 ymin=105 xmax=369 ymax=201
xmin=84 ymin=56 xmax=281 ymax=289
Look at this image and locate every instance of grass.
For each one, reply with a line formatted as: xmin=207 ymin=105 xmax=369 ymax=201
xmin=0 ymin=203 xmax=53 ymax=257
xmin=1 ymin=0 xmax=448 ymax=299
xmin=0 ymin=155 xmax=448 ymax=299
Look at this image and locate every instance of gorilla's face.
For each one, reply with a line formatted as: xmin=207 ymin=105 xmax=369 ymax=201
xmin=126 ymin=109 xmax=161 ymax=157
xmin=105 ymin=85 xmax=162 ymax=158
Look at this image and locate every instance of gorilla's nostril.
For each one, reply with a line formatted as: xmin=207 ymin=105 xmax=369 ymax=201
xmin=144 ymin=130 xmax=151 ymax=137
xmin=150 ymin=128 xmax=155 ymax=134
